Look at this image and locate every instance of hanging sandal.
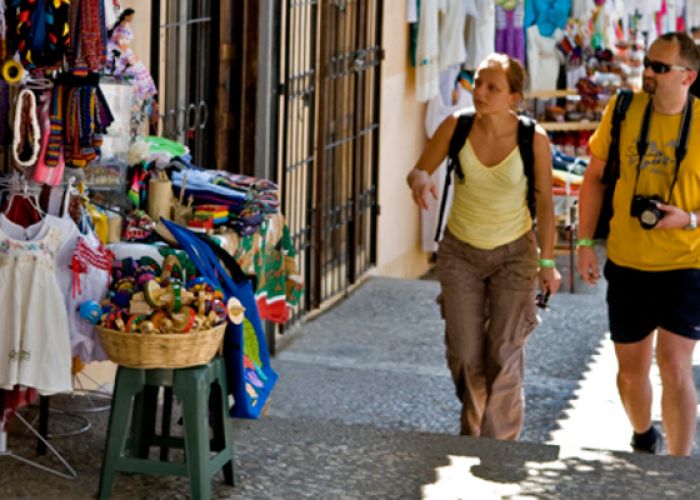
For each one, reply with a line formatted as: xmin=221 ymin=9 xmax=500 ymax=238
xmin=11 ymin=89 xmax=41 ymax=173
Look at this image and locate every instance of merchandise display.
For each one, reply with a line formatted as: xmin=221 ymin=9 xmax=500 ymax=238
xmin=0 ymin=0 xmax=301 ymax=484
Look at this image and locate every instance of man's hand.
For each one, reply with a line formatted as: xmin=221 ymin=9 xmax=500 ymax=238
xmin=407 ymin=168 xmax=438 ymax=210
xmin=577 ymin=246 xmax=601 ymax=285
xmin=654 ymin=203 xmax=692 ymax=230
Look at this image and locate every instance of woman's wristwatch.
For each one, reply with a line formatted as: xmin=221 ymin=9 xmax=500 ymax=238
xmin=686 ymin=211 xmax=697 ymax=231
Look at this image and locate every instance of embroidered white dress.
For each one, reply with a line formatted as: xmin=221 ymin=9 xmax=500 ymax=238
xmin=0 ymin=225 xmax=72 ymax=394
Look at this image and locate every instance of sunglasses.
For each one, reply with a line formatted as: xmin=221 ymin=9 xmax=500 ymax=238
xmin=643 ymin=57 xmax=689 ymax=74
xmin=535 ymin=290 xmax=550 ymax=310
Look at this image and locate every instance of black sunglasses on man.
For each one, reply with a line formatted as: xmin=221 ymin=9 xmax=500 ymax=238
xmin=643 ymin=57 xmax=690 ymax=74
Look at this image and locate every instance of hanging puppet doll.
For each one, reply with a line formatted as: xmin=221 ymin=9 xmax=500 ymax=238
xmin=105 ymin=8 xmax=158 ymax=138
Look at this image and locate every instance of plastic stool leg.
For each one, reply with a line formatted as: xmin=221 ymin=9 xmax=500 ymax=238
xmin=160 ymin=386 xmax=174 ymax=461
xmin=176 ymin=370 xmax=212 ymax=500
xmin=213 ymin=359 xmax=235 ymax=485
xmin=98 ymin=368 xmax=144 ymax=499
xmin=128 ymin=384 xmax=158 ymax=458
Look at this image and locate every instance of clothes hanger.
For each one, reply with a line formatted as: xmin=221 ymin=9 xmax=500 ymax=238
xmin=24 ymin=75 xmax=54 ymax=92
xmin=0 ymin=411 xmax=77 ymax=480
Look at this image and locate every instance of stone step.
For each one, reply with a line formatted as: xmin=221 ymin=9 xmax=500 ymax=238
xmin=233 ymin=415 xmax=699 ymax=499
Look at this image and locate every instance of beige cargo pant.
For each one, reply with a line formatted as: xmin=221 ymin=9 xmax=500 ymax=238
xmin=436 ymin=228 xmax=539 ymax=440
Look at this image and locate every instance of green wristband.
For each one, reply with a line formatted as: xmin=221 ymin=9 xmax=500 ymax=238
xmin=538 ymin=258 xmax=556 ymax=269
xmin=576 ymin=238 xmax=595 ymax=248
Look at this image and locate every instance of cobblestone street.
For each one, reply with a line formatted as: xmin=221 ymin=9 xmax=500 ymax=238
xmin=3 ymin=274 xmax=700 ymax=498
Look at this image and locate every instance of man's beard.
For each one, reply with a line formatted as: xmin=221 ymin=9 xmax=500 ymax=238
xmin=643 ymin=77 xmax=657 ymax=94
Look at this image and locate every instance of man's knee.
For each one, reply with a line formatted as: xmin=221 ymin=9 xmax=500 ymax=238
xmin=656 ymin=353 xmax=693 ymax=388
xmin=617 ymin=362 xmax=650 ymax=385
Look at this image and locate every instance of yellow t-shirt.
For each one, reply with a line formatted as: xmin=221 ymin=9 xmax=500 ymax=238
xmin=446 ymin=139 xmax=532 ymax=250
xmin=589 ymin=92 xmax=700 ymax=270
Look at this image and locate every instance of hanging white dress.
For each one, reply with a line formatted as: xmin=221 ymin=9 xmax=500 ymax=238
xmin=0 ymin=213 xmax=80 ymax=300
xmin=0 ymin=225 xmax=72 ymax=394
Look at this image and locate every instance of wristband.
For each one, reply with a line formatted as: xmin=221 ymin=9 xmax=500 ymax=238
xmin=538 ymin=258 xmax=556 ymax=269
xmin=576 ymin=238 xmax=595 ymax=248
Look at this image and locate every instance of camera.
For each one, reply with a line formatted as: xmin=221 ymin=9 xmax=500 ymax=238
xmin=630 ymin=195 xmax=665 ymax=229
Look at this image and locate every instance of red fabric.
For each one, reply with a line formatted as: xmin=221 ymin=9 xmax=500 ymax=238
xmin=256 ymin=296 xmax=289 ymax=324
xmin=2 ymin=387 xmax=38 ymax=426
xmin=3 ymin=196 xmax=42 ymax=227
xmin=71 ymin=237 xmax=114 ymax=298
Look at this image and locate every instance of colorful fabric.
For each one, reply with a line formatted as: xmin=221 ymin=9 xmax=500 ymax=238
xmin=69 ymin=0 xmax=107 ymax=72
xmin=215 ymin=214 xmax=303 ymax=324
xmin=15 ymin=0 xmax=71 ymax=71
xmin=55 ymin=80 xmax=114 ymax=168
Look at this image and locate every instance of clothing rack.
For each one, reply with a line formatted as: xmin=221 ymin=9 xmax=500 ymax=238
xmin=0 ymin=390 xmax=77 ymax=480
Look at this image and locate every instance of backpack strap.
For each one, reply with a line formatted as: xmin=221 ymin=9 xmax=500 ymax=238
xmin=434 ymin=111 xmax=475 ymax=242
xmin=517 ymin=115 xmax=537 ymax=218
xmin=602 ymin=89 xmax=634 ymax=185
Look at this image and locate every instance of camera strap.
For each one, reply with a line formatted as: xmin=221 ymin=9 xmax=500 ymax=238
xmin=633 ymin=93 xmax=694 ymax=203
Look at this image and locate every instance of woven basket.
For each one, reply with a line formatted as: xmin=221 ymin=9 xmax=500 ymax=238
xmin=96 ymin=324 xmax=226 ymax=369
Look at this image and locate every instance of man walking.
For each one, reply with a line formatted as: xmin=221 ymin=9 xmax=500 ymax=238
xmin=578 ymin=32 xmax=700 ymax=456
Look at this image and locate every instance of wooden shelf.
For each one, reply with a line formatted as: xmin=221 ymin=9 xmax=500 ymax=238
xmin=540 ymin=121 xmax=600 ymax=132
xmin=526 ymin=89 xmax=578 ymax=99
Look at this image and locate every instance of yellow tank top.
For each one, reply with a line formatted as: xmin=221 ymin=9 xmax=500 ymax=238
xmin=446 ymin=139 xmax=532 ymax=249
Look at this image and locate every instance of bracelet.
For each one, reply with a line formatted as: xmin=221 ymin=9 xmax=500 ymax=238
xmin=576 ymin=238 xmax=595 ymax=248
xmin=538 ymin=258 xmax=556 ymax=269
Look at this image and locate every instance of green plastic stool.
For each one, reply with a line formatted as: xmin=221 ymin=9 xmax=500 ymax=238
xmin=98 ymin=356 xmax=236 ymax=499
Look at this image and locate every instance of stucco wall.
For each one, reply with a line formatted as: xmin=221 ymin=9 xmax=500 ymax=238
xmin=375 ymin=4 xmax=430 ymax=279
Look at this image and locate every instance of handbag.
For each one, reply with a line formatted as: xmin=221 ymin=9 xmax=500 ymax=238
xmin=162 ymin=219 xmax=277 ymax=419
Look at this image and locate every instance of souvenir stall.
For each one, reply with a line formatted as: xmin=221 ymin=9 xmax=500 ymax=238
xmin=0 ymin=0 xmax=298 ymax=488
xmin=408 ymin=0 xmax=695 ymax=289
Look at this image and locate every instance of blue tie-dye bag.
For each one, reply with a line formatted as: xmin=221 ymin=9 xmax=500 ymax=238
xmin=162 ymin=219 xmax=277 ymax=418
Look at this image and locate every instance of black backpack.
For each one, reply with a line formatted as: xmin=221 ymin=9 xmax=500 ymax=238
xmin=594 ymin=89 xmax=634 ymax=239
xmin=435 ymin=110 xmax=536 ymax=242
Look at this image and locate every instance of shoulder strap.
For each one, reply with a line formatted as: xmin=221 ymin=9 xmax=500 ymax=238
xmin=602 ymin=89 xmax=634 ymax=185
xmin=434 ymin=111 xmax=475 ymax=242
xmin=448 ymin=111 xmax=476 ymax=181
xmin=517 ymin=115 xmax=537 ymax=218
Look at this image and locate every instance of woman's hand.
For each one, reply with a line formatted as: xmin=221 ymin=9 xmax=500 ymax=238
xmin=539 ymin=266 xmax=561 ymax=297
xmin=407 ymin=168 xmax=438 ymax=210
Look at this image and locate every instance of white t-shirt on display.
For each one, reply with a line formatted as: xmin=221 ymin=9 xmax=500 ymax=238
xmin=439 ymin=0 xmax=469 ymax=70
xmin=416 ymin=0 xmax=443 ymax=101
xmin=526 ymin=25 xmax=562 ymax=92
xmin=465 ymin=0 xmax=495 ymax=70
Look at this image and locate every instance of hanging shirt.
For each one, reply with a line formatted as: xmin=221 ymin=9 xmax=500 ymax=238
xmin=416 ymin=0 xmax=442 ymax=101
xmin=465 ymin=0 xmax=495 ymax=70
xmin=526 ymin=25 xmax=562 ymax=92
xmin=523 ymin=0 xmax=571 ymax=37
xmin=407 ymin=0 xmax=418 ymax=23
xmin=571 ymin=0 xmax=595 ymax=20
xmin=495 ymin=1 xmax=526 ymax=67
xmin=438 ymin=0 xmax=469 ymax=70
